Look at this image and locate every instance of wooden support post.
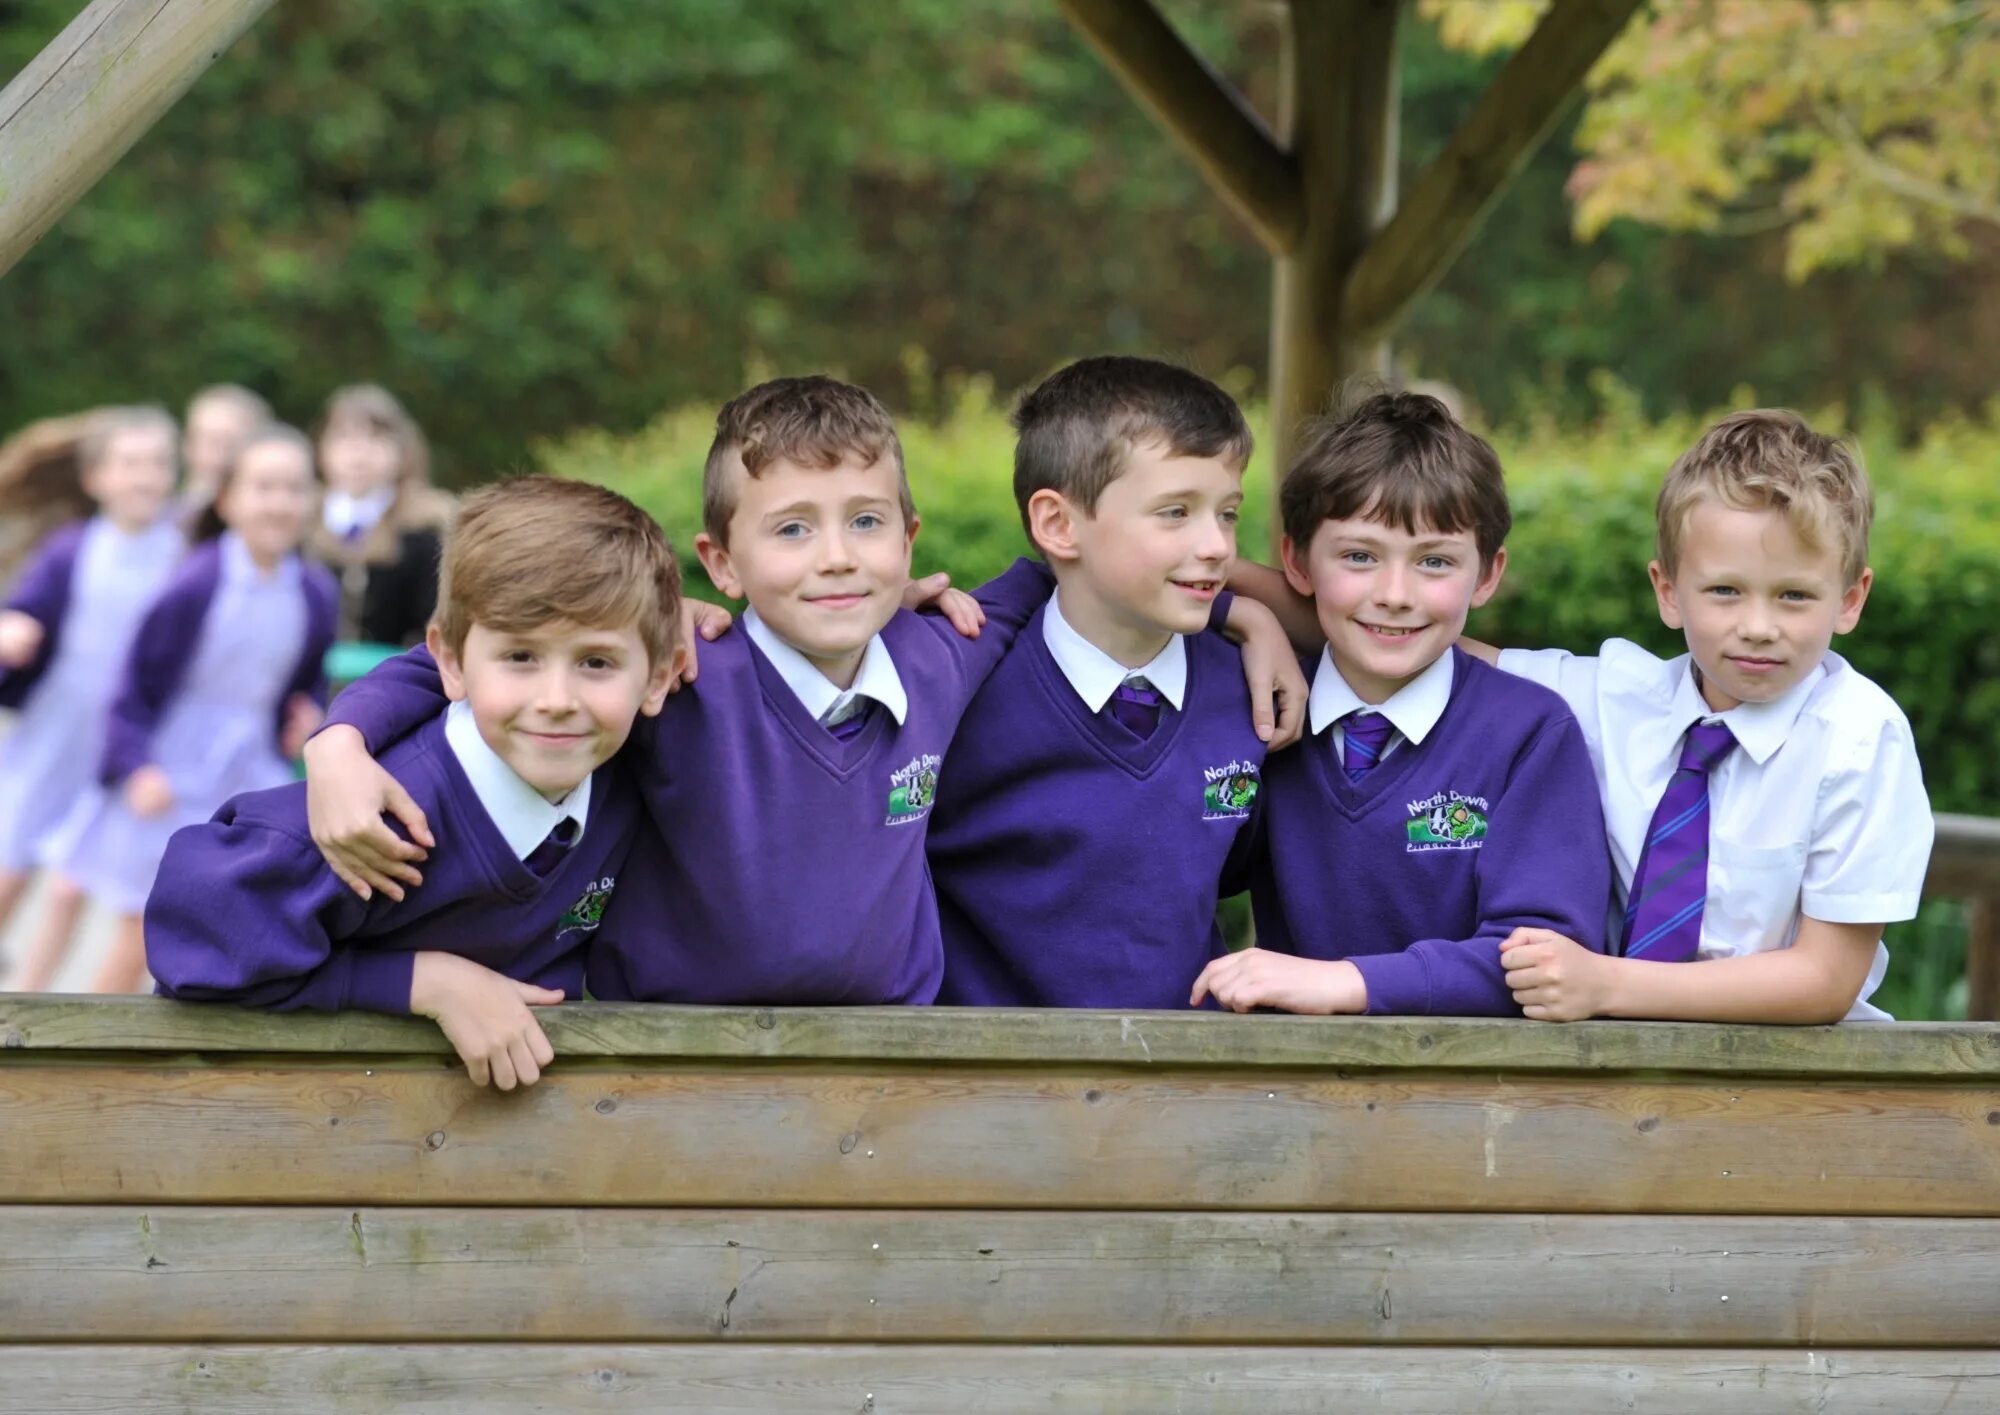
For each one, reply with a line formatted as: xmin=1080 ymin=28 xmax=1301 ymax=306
xmin=1267 ymin=0 xmax=1401 ymax=489
xmin=0 ymin=0 xmax=278 ymax=280
xmin=1341 ymin=0 xmax=1642 ymax=343
xmin=1054 ymin=0 xmax=1302 ymax=254
xmin=1967 ymin=896 xmax=1999 ymax=1023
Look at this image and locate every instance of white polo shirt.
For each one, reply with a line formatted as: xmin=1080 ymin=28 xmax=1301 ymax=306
xmin=1498 ymin=639 xmax=1932 ymax=1020
xmin=742 ymin=608 xmax=909 ymax=728
xmin=443 ymin=699 xmax=591 ymax=859
xmin=1306 ymin=645 xmax=1454 ymax=765
xmin=1042 ymin=590 xmax=1188 ymax=711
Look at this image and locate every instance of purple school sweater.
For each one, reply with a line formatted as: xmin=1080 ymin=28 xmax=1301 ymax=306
xmin=147 ymin=714 xmax=641 ymax=1013
xmin=1251 ymin=647 xmax=1612 ymax=1016
xmin=0 ymin=520 xmax=88 ymax=709
xmin=929 ymin=607 xmax=1266 ymax=1008
xmin=101 ymin=537 xmax=337 ymax=784
xmin=319 ymin=560 xmax=1048 ymax=1005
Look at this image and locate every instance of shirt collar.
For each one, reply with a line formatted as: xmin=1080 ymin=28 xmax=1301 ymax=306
xmin=742 ymin=607 xmax=909 ymax=726
xmin=218 ymin=530 xmax=299 ymax=588
xmin=1669 ymin=654 xmax=1827 ymax=766
xmin=442 ymin=699 xmax=592 ymax=860
xmin=322 ymin=486 xmax=397 ymax=537
xmin=1307 ymin=645 xmax=1455 ymax=741
xmin=1041 ymin=591 xmax=1188 ymax=712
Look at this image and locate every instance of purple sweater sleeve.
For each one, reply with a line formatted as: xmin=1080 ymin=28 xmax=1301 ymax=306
xmin=146 ymin=808 xmax=412 ymax=1013
xmin=920 ymin=555 xmax=1055 ymax=690
xmin=1350 ymin=712 xmax=1612 ymax=1017
xmin=0 ymin=522 xmax=86 ymax=708
xmin=99 ymin=550 xmax=219 ymax=785
xmin=320 ymin=644 xmax=451 ymax=754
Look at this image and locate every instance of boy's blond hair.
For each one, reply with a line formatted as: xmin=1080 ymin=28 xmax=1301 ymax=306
xmin=701 ymin=376 xmax=914 ymax=545
xmin=432 ymin=476 xmax=682 ymax=666
xmin=1658 ymin=410 xmax=1873 ymax=585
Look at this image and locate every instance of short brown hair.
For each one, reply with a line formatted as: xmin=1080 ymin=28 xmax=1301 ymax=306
xmin=319 ymin=383 xmax=431 ymax=488
xmin=1011 ymin=356 xmax=1251 ymax=544
xmin=701 ymin=376 xmax=913 ymax=544
xmin=432 ymin=476 xmax=683 ymax=666
xmin=81 ymin=405 xmax=179 ymax=472
xmin=1281 ymin=391 xmax=1510 ymax=566
xmin=1657 ymin=409 xmax=1872 ymax=585
xmin=188 ymin=384 xmax=271 ymax=425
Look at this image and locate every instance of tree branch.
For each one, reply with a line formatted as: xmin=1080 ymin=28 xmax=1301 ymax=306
xmin=1055 ymin=0 xmax=1303 ymax=254
xmin=1818 ymin=104 xmax=2000 ymax=229
xmin=1341 ymin=0 xmax=1642 ymax=341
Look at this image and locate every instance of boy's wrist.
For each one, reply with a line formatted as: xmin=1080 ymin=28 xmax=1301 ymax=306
xmin=303 ymin=723 xmax=369 ymax=770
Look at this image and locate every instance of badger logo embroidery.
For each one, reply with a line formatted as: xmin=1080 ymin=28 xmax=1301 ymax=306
xmin=557 ymin=876 xmax=616 ymax=937
xmin=1406 ymin=791 xmax=1489 ymax=852
xmin=1202 ymin=760 xmax=1260 ymax=821
xmin=886 ymin=754 xmax=943 ymax=825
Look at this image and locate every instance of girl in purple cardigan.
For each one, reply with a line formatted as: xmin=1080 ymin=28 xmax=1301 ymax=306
xmin=42 ymin=423 xmax=336 ymax=993
xmin=0 ymin=407 xmax=182 ymax=986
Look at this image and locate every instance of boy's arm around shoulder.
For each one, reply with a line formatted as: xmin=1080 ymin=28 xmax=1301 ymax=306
xmin=916 ymin=555 xmax=1056 ymax=688
xmin=146 ymin=797 xmax=401 ymax=1013
xmin=1369 ymin=702 xmax=1612 ymax=1017
xmin=319 ymin=643 xmax=451 ymax=754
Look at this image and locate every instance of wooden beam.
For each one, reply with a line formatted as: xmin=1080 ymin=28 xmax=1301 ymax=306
xmin=1055 ymin=0 xmax=1302 ymax=254
xmin=1340 ymin=0 xmax=1643 ymax=343
xmin=0 ymin=0 xmax=278 ymax=279
xmin=3 ymin=1064 xmax=1996 ymax=1212
xmin=5 ymin=1345 xmax=1998 ymax=1413
xmin=5 ymin=995 xmax=1998 ymax=1077
xmin=12 ymin=1207 xmax=2000 ymax=1344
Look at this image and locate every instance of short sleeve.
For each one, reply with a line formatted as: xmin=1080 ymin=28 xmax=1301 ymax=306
xmin=1496 ymin=647 xmax=1602 ymax=747
xmin=1800 ymin=715 xmax=1932 ymax=925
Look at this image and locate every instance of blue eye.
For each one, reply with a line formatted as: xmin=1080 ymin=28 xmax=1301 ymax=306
xmin=774 ymin=522 xmax=808 ymax=540
xmin=852 ymin=512 xmax=886 ymax=532
xmin=1219 ymin=508 xmax=1241 ymax=525
xmin=1342 ymin=551 xmax=1374 ymax=566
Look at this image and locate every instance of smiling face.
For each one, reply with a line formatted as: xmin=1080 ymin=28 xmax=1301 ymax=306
xmin=1282 ymin=506 xmax=1506 ymax=704
xmin=1030 ymin=441 xmax=1241 ymax=667
xmin=432 ymin=618 xmax=672 ymax=802
xmin=694 ymin=451 xmax=916 ymax=689
xmin=319 ymin=417 xmax=404 ymax=499
xmin=217 ymin=438 xmax=315 ymax=566
xmin=86 ymin=423 xmax=177 ymax=532
xmin=1651 ymin=498 xmax=1869 ymax=713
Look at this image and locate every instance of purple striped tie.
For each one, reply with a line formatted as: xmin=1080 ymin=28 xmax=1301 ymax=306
xmin=1621 ymin=720 xmax=1737 ymax=960
xmin=1107 ymin=676 xmax=1162 ymax=741
xmin=523 ymin=816 xmax=580 ymax=879
xmin=1341 ymin=712 xmax=1395 ymax=782
xmin=824 ymin=699 xmax=874 ymax=741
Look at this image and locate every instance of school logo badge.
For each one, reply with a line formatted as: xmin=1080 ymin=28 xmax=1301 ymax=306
xmin=1405 ymin=790 xmax=1489 ymax=852
xmin=557 ymin=876 xmax=616 ymax=938
xmin=1201 ymin=760 xmax=1260 ymax=821
xmin=886 ymin=753 xmax=943 ymax=825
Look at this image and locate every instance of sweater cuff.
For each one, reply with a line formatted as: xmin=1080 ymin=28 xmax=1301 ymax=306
xmin=1351 ymin=950 xmax=1431 ymax=1016
xmin=1207 ymin=589 xmax=1236 ymax=634
xmin=345 ymin=951 xmax=417 ymax=1015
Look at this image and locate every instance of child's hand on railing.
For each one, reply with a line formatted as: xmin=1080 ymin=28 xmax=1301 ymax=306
xmin=904 ymin=571 xmax=986 ymax=639
xmin=410 ymin=950 xmax=561 ymax=1089
xmin=303 ymin=726 xmax=434 ymax=903
xmin=0 ymin=610 xmax=44 ymax=668
xmin=123 ymin=764 xmax=175 ymax=818
xmin=1499 ymin=927 xmax=1608 ymax=1022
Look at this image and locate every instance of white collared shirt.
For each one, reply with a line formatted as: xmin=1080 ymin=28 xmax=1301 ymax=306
xmin=443 ymin=699 xmax=592 ymax=860
xmin=1307 ymin=646 xmax=1454 ymax=764
xmin=1499 ymin=639 xmax=1932 ymax=1020
xmin=322 ymin=487 xmax=398 ymax=539
xmin=1041 ymin=590 xmax=1188 ymax=712
xmin=742 ymin=608 xmax=909 ymax=728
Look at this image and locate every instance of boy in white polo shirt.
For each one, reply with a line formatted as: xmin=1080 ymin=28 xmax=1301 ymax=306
xmin=1478 ymin=410 xmax=1932 ymax=1022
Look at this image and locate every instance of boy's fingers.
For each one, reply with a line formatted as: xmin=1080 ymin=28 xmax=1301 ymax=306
xmin=463 ymin=1051 xmax=492 ymax=1088
xmin=515 ymin=983 xmax=565 ymax=1006
xmin=1251 ymin=691 xmax=1275 ymax=743
xmin=529 ymin=1024 xmax=556 ymax=1068
xmin=329 ymin=863 xmax=373 ymax=902
xmin=489 ymin=1048 xmax=519 ymax=1092
xmin=510 ymin=1038 xmax=542 ymax=1088
xmin=383 ymin=783 xmax=435 ymax=850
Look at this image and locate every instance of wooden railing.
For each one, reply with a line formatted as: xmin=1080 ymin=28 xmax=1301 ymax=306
xmin=0 ymin=997 xmax=1996 ymax=1412
xmin=1929 ymin=812 xmax=2000 ymax=1019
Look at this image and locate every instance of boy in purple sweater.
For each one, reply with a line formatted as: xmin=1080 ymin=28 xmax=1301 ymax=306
xmin=1193 ymin=393 xmax=1612 ymax=1017
xmin=301 ymin=378 xmax=1056 ymax=1005
xmin=146 ymin=477 xmax=681 ymax=1088
xmin=929 ymin=356 xmax=1299 ymax=1009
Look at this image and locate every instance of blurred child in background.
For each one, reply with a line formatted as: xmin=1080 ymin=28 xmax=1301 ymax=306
xmin=179 ymin=384 xmax=271 ymax=529
xmin=309 ymin=384 xmax=452 ymax=647
xmin=42 ymin=423 xmax=336 ymax=993
xmin=0 ymin=413 xmax=98 ymax=585
xmin=0 ymin=408 xmax=184 ymax=980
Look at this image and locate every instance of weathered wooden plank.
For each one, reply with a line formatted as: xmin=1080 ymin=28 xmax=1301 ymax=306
xmin=1054 ymin=0 xmax=1302 ymax=253
xmin=1925 ymin=812 xmax=2000 ymax=898
xmin=0 ymin=0 xmax=279 ymax=278
xmin=6 ymin=995 xmax=1999 ymax=1078
xmin=3 ymin=1345 xmax=1997 ymax=1413
xmin=1340 ymin=0 xmax=1644 ymax=342
xmin=7 ymin=1207 xmax=1996 ymax=1344
xmin=1 ymin=1065 xmax=1993 ymax=1212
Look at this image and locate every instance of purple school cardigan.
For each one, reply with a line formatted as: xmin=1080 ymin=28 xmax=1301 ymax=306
xmin=0 ymin=521 xmax=89 ymax=710
xmin=98 ymin=538 xmax=339 ymax=785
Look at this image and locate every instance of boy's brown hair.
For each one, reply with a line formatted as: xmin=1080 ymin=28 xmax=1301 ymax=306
xmin=1280 ymin=390 xmax=1510 ymax=567
xmin=1657 ymin=409 xmax=1872 ymax=585
xmin=432 ymin=476 xmax=683 ymax=665
xmin=701 ymin=376 xmax=914 ymax=544
xmin=1011 ymin=355 xmax=1252 ymax=545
